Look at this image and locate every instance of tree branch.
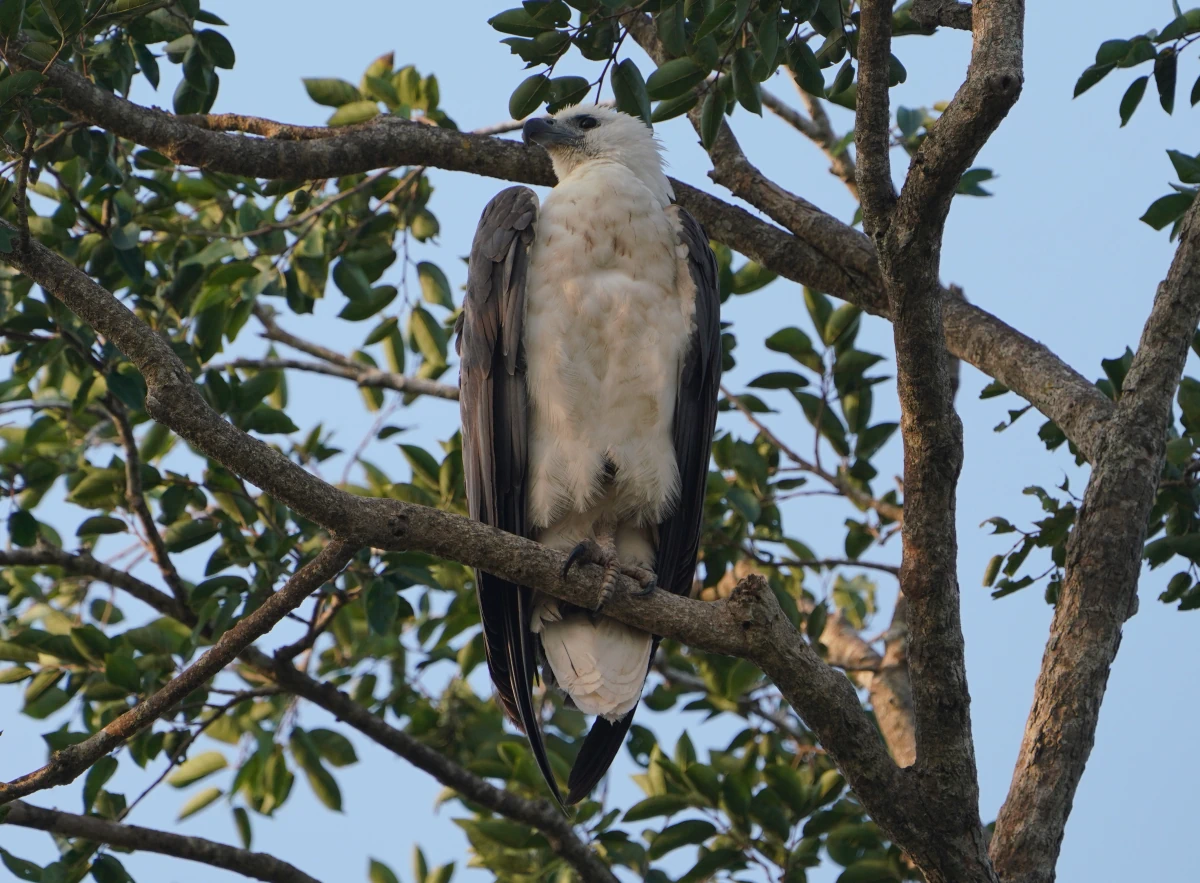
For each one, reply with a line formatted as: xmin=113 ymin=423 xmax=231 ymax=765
xmin=3 ymin=801 xmax=322 ymax=883
xmin=5 ymin=34 xmax=1114 ymax=463
xmin=107 ymin=401 xmax=189 ymax=607
xmin=0 ymin=540 xmax=355 ymax=806
xmin=854 ymin=0 xmax=1026 ymax=878
xmin=211 ymin=357 xmax=460 ymax=401
xmin=991 ymin=198 xmax=1200 ymax=883
xmin=911 ymin=0 xmax=975 ymax=31
xmin=0 ymin=548 xmax=185 ymax=621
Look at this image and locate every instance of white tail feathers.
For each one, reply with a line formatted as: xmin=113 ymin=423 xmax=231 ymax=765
xmin=533 ymin=601 xmax=652 ymax=720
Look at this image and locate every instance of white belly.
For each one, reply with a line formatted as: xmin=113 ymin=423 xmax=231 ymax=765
xmin=524 ymin=164 xmax=692 ymax=530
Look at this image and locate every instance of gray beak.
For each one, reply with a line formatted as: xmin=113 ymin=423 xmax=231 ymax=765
xmin=522 ymin=116 xmax=580 ymax=148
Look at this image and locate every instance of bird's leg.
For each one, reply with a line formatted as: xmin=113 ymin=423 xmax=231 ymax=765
xmin=562 ymin=530 xmax=659 ymax=612
xmin=562 ymin=531 xmax=621 ymax=613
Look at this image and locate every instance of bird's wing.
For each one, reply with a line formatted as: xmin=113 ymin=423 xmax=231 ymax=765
xmin=564 ymin=204 xmax=722 ymax=805
xmin=457 ymin=186 xmax=564 ymax=806
xmin=657 ymin=203 xmax=722 ymax=598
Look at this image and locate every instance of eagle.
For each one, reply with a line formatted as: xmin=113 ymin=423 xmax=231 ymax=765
xmin=456 ymin=104 xmax=721 ymax=806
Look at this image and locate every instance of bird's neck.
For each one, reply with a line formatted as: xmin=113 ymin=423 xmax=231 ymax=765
xmin=551 ymin=157 xmax=673 ymax=210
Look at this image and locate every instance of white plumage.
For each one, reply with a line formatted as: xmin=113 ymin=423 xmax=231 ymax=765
xmin=522 ymin=106 xmax=698 ymax=720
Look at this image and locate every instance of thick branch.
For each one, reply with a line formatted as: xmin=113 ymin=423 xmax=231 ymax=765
xmin=9 ymin=43 xmax=1113 ymax=462
xmin=911 ymin=0 xmax=975 ymax=30
xmin=991 ymin=198 xmax=1200 ymax=883
xmin=853 ymin=1 xmax=1026 ymax=879
xmin=855 ymin=0 xmax=898 ymax=231
xmin=3 ymin=801 xmax=321 ymax=883
xmin=0 ymin=541 xmax=354 ymax=806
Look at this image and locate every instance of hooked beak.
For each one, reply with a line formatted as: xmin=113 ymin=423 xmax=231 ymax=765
xmin=522 ymin=116 xmax=580 ymax=148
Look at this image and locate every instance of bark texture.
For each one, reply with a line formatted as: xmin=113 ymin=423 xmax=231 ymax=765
xmin=990 ymin=199 xmax=1200 ymax=883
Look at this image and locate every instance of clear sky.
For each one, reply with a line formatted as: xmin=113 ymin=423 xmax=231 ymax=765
xmin=2 ymin=2 xmax=1196 ymax=881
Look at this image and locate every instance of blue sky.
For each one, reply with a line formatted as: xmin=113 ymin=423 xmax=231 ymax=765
xmin=2 ymin=1 xmax=1197 ymax=881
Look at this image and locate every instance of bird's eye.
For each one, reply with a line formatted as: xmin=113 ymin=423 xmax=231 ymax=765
xmin=577 ymin=116 xmax=599 ymax=130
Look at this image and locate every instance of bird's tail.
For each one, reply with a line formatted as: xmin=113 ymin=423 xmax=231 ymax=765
xmin=536 ymin=610 xmax=653 ymax=803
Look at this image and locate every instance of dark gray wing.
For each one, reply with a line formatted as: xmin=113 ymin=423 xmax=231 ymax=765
xmin=565 ymin=204 xmax=722 ymax=805
xmin=656 ymin=204 xmax=722 ymax=599
xmin=457 ymin=186 xmax=564 ymax=806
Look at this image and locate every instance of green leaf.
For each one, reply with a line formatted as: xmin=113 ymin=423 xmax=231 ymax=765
xmin=0 ymin=848 xmax=41 ymax=881
xmin=1073 ymin=63 xmax=1114 ymax=97
xmin=787 ymin=38 xmax=825 ymax=96
xmin=730 ymin=260 xmax=777 ymax=293
xmin=651 ymin=92 xmax=698 ymax=123
xmin=611 ymin=59 xmax=652 ymax=126
xmin=1120 ymin=76 xmax=1149 ymax=126
xmin=8 ymin=509 xmax=38 ymax=547
xmin=956 ymin=167 xmax=995 ymax=197
xmin=0 ymin=71 xmax=46 ymax=109
xmin=178 ymin=786 xmax=223 ymax=820
xmin=0 ymin=0 xmax=26 ymax=38
xmin=732 ymin=48 xmax=762 ymax=114
xmin=648 ymin=819 xmax=716 ymax=859
xmin=339 ymin=285 xmax=398 ymax=322
xmin=807 ymin=601 xmax=827 ymax=641
xmin=1141 ymin=191 xmax=1196 ymax=230
xmin=233 ymin=807 xmax=252 ymax=848
xmin=829 ymin=59 xmax=855 ymax=98
xmin=84 ymin=756 xmax=118 ymax=813
xmin=488 ymin=7 xmax=554 ymax=37
xmin=699 ymin=87 xmax=727 ymax=149
xmin=76 ymin=515 xmax=127 ymax=537
xmin=369 ymin=860 xmax=401 ymax=883
xmin=657 ymin=2 xmax=686 ymax=55
xmin=624 ymin=793 xmax=692 ymax=821
xmin=303 ymin=78 xmax=362 ymax=107
xmin=328 ymin=100 xmax=380 ymax=127
xmin=747 ymin=371 xmax=808 ymax=390
xmin=308 ymin=728 xmax=359 ymax=767
xmin=1167 ymin=149 xmax=1200 ymax=184
xmin=366 ymin=580 xmax=400 ymax=636
xmin=105 ymin=652 xmax=141 ymax=693
xmin=1155 ymin=48 xmax=1178 ymax=113
xmin=1095 ymin=39 xmax=1131 ymax=66
xmin=290 ymin=729 xmax=344 ymax=811
xmin=646 ymin=58 xmax=707 ymax=101
xmin=243 ymin=406 xmax=300 ymax=434
xmin=44 ymin=0 xmax=83 ymax=37
xmin=547 ymin=75 xmax=590 ymax=112
xmin=196 ymin=29 xmax=235 ymax=68
xmin=90 ymin=854 xmax=133 ymax=883
xmin=417 ymin=262 xmax=454 ymax=308
xmin=693 ymin=1 xmax=734 ymax=42
xmin=509 ymin=73 xmax=551 ymax=120
xmin=167 ymin=751 xmax=228 ymax=787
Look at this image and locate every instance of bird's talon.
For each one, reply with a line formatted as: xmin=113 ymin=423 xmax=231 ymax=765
xmin=562 ymin=539 xmax=601 ymax=579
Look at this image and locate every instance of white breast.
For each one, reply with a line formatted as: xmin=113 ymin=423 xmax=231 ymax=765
xmin=523 ymin=161 xmax=693 ymax=529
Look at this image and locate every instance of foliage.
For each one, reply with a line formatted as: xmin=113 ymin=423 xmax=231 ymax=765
xmin=0 ymin=1 xmax=1192 ymax=881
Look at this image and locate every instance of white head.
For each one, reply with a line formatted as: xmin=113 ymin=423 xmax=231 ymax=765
xmin=522 ymin=104 xmax=674 ymax=207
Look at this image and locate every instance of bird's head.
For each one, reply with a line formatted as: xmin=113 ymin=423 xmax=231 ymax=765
xmin=522 ymin=104 xmax=673 ymax=206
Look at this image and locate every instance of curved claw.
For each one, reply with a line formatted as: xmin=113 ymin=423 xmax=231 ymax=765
xmin=562 ymin=539 xmax=601 ymax=579
xmin=631 ymin=577 xmax=658 ymax=597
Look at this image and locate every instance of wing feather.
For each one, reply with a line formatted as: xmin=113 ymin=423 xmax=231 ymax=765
xmin=458 ymin=186 xmax=564 ymax=806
